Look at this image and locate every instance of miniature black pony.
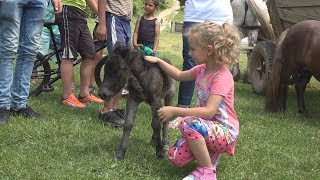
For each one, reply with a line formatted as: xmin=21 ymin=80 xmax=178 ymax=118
xmin=97 ymin=45 xmax=175 ymax=160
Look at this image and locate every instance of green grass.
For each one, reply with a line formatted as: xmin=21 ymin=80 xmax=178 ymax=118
xmin=1 ymin=13 xmax=320 ymax=179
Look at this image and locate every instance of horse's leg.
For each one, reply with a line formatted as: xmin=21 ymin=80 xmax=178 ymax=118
xmin=150 ymin=98 xmax=164 ymax=159
xmin=230 ymin=0 xmax=246 ymax=82
xmin=244 ymin=30 xmax=258 ymax=83
xmin=229 ymin=46 xmax=240 ymax=80
xmin=243 ymin=49 xmax=252 ymax=84
xmin=116 ymin=95 xmax=139 ymax=160
xmin=162 ymin=92 xmax=175 ymax=151
xmin=231 ymin=63 xmax=240 ymax=81
xmin=295 ymin=71 xmax=312 ymax=117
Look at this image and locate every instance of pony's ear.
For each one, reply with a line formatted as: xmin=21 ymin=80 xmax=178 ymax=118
xmin=113 ymin=42 xmax=132 ymax=58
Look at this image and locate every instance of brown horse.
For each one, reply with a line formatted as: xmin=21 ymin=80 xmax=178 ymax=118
xmin=265 ymin=20 xmax=320 ymax=117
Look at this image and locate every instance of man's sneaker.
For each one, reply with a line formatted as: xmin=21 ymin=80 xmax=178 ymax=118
xmin=12 ymin=105 xmax=43 ymax=119
xmin=182 ymin=166 xmax=216 ymax=180
xmin=0 ymin=108 xmax=10 ymax=125
xmin=61 ymin=94 xmax=86 ymax=108
xmin=98 ymin=110 xmax=125 ymax=127
xmin=78 ymin=94 xmax=104 ymax=103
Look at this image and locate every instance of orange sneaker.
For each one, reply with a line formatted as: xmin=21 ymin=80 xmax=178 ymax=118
xmin=78 ymin=94 xmax=104 ymax=103
xmin=61 ymin=94 xmax=86 ymax=108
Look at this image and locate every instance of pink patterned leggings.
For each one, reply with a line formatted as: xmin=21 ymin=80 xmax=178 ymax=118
xmin=168 ymin=117 xmax=231 ymax=167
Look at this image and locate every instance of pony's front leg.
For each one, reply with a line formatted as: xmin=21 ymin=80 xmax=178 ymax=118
xmin=150 ymin=99 xmax=164 ymax=159
xmin=162 ymin=91 xmax=175 ymax=151
xmin=116 ymin=95 xmax=139 ymax=160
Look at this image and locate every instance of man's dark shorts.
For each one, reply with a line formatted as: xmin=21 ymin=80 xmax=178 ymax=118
xmin=56 ymin=5 xmax=95 ymax=60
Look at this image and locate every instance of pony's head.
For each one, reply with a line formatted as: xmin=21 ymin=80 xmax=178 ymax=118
xmin=98 ymin=45 xmax=131 ymax=101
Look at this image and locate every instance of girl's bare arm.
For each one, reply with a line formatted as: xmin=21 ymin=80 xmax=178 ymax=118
xmin=158 ymin=94 xmax=223 ymax=121
xmin=145 ymin=56 xmax=194 ymax=81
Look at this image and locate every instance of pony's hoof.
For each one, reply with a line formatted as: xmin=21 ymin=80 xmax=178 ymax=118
xmin=156 ymin=147 xmax=166 ymax=160
xmin=156 ymin=152 xmax=164 ymax=160
xmin=243 ymin=71 xmax=251 ymax=84
xmin=299 ymin=110 xmax=312 ymax=118
xmin=115 ymin=149 xmax=125 ymax=161
xmin=234 ymin=75 xmax=240 ymax=82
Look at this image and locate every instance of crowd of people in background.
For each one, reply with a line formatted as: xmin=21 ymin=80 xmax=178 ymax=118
xmin=0 ymin=0 xmax=240 ymax=179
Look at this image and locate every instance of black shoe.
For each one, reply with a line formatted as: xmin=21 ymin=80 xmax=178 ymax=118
xmin=0 ymin=108 xmax=10 ymax=125
xmin=99 ymin=110 xmax=125 ymax=127
xmin=12 ymin=105 xmax=43 ymax=119
xmin=114 ymin=108 xmax=125 ymax=118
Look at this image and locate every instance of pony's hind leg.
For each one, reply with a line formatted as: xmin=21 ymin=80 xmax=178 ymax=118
xmin=150 ymin=99 xmax=164 ymax=159
xmin=116 ymin=95 xmax=139 ymax=160
xmin=295 ymin=70 xmax=312 ymax=117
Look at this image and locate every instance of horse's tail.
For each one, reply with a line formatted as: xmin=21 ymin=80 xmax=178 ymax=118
xmin=265 ymin=29 xmax=289 ymax=112
xmin=246 ymin=0 xmax=276 ymax=41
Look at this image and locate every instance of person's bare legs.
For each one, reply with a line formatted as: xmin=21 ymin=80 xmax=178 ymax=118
xmin=187 ymin=138 xmax=213 ymax=168
xmin=61 ymin=59 xmax=74 ymax=99
xmin=79 ymin=58 xmax=94 ymax=97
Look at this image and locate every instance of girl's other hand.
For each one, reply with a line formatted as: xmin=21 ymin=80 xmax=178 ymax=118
xmin=145 ymin=56 xmax=160 ymax=63
xmin=157 ymin=106 xmax=175 ymax=122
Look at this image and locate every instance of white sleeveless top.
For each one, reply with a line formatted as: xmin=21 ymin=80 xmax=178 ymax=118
xmin=184 ymin=0 xmax=233 ymax=24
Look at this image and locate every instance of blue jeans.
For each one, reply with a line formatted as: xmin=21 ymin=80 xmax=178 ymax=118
xmin=178 ymin=22 xmax=200 ymax=107
xmin=0 ymin=0 xmax=47 ymax=110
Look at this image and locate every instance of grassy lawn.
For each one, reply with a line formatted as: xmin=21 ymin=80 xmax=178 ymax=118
xmin=0 ymin=15 xmax=320 ymax=179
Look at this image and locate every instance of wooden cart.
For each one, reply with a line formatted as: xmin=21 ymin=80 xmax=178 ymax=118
xmin=249 ymin=0 xmax=320 ymax=95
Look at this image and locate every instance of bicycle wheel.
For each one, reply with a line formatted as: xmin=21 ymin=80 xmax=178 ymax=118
xmin=30 ymin=54 xmax=52 ymax=96
xmin=94 ymin=55 xmax=109 ymax=88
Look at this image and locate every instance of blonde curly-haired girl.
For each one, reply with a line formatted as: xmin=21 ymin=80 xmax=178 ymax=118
xmin=145 ymin=22 xmax=241 ymax=180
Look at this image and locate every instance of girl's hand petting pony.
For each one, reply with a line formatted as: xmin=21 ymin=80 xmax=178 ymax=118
xmin=157 ymin=106 xmax=176 ymax=122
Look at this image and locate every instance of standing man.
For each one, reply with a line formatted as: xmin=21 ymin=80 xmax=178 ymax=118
xmin=95 ymin=0 xmax=133 ymax=126
xmin=0 ymin=0 xmax=62 ymax=125
xmin=56 ymin=0 xmax=103 ymax=108
xmin=177 ymin=0 xmax=233 ymax=108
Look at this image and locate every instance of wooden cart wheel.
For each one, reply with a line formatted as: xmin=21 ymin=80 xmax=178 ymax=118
xmin=249 ymin=41 xmax=275 ymax=96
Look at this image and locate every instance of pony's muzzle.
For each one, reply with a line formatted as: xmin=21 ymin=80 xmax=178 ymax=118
xmin=98 ymin=91 xmax=112 ymax=101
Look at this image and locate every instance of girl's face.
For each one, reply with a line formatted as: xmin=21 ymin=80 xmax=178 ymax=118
xmin=188 ymin=34 xmax=209 ymax=65
xmin=144 ymin=0 xmax=156 ymax=15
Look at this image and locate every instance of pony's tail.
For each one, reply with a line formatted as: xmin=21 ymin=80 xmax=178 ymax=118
xmin=265 ymin=30 xmax=288 ymax=112
xmin=247 ymin=0 xmax=276 ymax=41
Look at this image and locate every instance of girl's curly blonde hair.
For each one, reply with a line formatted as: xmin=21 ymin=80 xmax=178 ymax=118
xmin=187 ymin=22 xmax=242 ymax=67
